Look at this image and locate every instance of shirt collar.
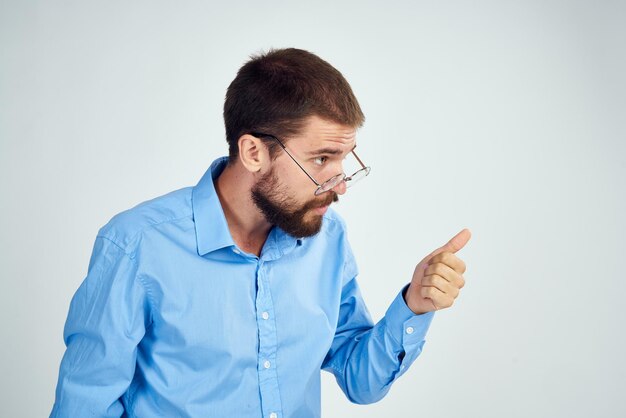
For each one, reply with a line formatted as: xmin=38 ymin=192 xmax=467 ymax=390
xmin=192 ymin=156 xmax=305 ymax=258
xmin=191 ymin=157 xmax=235 ymax=256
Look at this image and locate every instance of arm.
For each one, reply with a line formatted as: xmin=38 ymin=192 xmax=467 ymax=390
xmin=322 ymin=228 xmax=471 ymax=404
xmin=321 ymin=245 xmax=435 ymax=404
xmin=50 ymin=236 xmax=150 ymax=417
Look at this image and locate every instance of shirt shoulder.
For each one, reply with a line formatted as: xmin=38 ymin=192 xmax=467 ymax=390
xmin=320 ymin=207 xmax=358 ymax=281
xmin=321 ymin=207 xmax=349 ymax=237
xmin=97 ymin=187 xmax=194 ymax=253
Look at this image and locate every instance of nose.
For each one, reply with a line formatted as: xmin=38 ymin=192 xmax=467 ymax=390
xmin=331 ymin=179 xmax=347 ymax=195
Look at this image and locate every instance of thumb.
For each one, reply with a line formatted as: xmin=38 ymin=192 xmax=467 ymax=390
xmin=419 ymin=228 xmax=472 ymax=266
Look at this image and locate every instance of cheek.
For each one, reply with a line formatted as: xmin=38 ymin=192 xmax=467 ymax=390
xmin=271 ymin=157 xmax=320 ymax=202
xmin=293 ymin=184 xmax=316 ymax=206
xmin=281 ymin=170 xmax=316 ymax=198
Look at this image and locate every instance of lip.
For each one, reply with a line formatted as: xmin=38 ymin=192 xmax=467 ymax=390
xmin=313 ymin=205 xmax=329 ymax=215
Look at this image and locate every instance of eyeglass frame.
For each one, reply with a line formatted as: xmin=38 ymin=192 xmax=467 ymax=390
xmin=249 ymin=132 xmax=371 ymax=196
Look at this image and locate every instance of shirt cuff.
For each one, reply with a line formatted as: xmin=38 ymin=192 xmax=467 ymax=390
xmin=384 ymin=284 xmax=435 ymax=348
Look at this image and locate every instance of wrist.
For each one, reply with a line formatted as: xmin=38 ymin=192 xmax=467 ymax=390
xmin=403 ymin=285 xmax=430 ymax=315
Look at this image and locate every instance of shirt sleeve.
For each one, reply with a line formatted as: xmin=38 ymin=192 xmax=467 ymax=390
xmin=321 ymin=241 xmax=435 ymax=405
xmin=50 ymin=236 xmax=151 ymax=417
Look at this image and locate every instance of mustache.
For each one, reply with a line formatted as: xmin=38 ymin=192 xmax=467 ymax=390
xmin=308 ymin=191 xmax=338 ymax=209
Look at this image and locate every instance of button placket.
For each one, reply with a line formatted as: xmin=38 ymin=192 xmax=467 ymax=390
xmin=254 ymin=260 xmax=283 ymax=418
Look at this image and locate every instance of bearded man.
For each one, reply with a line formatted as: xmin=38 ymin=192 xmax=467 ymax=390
xmin=50 ymin=48 xmax=471 ymax=418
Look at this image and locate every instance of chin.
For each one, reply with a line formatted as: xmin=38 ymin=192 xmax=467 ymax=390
xmin=290 ymin=217 xmax=324 ymax=238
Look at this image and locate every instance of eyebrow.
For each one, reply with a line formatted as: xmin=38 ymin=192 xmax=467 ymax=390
xmin=306 ymin=145 xmax=357 ymax=156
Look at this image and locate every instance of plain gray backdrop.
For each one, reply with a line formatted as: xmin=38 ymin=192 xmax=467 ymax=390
xmin=1 ymin=1 xmax=624 ymax=417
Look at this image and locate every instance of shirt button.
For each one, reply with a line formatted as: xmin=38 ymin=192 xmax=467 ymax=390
xmin=233 ymin=248 xmax=241 ymax=254
xmin=406 ymin=326 xmax=414 ymax=334
xmin=270 ymin=413 xmax=277 ymax=418
xmin=262 ymin=311 xmax=269 ymax=320
xmin=263 ymin=360 xmax=271 ymax=369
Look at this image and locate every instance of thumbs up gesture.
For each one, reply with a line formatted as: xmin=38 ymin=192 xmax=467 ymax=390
xmin=405 ymin=228 xmax=472 ymax=315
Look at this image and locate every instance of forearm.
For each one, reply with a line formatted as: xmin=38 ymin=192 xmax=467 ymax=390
xmin=323 ymin=285 xmax=435 ymax=404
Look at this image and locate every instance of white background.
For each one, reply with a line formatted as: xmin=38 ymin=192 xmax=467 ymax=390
xmin=1 ymin=1 xmax=625 ymax=417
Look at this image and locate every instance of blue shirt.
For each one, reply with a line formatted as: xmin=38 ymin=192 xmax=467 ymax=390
xmin=51 ymin=157 xmax=435 ymax=418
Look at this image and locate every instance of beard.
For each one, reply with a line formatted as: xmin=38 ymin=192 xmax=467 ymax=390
xmin=251 ymin=167 xmax=339 ymax=238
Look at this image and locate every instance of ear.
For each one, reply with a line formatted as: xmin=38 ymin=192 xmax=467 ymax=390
xmin=238 ymin=134 xmax=270 ymax=173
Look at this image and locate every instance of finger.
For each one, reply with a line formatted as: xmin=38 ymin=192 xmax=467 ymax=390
xmin=421 ymin=274 xmax=460 ymax=298
xmin=432 ymin=228 xmax=471 ymax=256
xmin=457 ymin=274 xmax=465 ymax=289
xmin=420 ymin=286 xmax=454 ymax=309
xmin=424 ymin=263 xmax=465 ymax=289
xmin=428 ymin=253 xmax=467 ymax=275
xmin=419 ymin=228 xmax=472 ymax=265
xmin=421 ymin=286 xmax=444 ymax=304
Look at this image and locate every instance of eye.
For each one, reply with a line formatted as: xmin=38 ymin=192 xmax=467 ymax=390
xmin=313 ymin=156 xmax=328 ymax=166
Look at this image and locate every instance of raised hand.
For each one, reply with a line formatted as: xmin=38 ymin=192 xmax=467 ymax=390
xmin=405 ymin=229 xmax=471 ymax=315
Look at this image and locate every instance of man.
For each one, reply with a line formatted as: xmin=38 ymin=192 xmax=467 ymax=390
xmin=51 ymin=48 xmax=470 ymax=417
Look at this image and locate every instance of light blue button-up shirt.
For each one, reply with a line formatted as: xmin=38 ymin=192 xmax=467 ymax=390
xmin=51 ymin=157 xmax=435 ymax=418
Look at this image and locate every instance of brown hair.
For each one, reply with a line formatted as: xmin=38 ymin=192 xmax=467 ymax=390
xmin=223 ymin=48 xmax=365 ymax=161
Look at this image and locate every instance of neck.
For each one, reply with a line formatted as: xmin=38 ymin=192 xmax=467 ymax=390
xmin=214 ymin=161 xmax=271 ymax=256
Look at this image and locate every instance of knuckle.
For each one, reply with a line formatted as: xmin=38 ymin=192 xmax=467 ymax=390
xmin=458 ymin=275 xmax=466 ymax=289
xmin=434 ymin=263 xmax=446 ymax=276
xmin=430 ymin=274 xmax=443 ymax=288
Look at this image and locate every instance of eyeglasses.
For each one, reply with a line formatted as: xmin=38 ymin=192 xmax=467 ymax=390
xmin=249 ymin=132 xmax=371 ymax=196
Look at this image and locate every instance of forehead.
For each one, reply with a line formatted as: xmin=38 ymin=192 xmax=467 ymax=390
xmin=292 ymin=115 xmax=357 ymax=151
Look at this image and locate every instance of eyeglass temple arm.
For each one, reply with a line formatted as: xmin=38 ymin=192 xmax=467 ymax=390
xmin=351 ymin=147 xmax=367 ymax=169
xmin=249 ymin=132 xmax=322 ymax=187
